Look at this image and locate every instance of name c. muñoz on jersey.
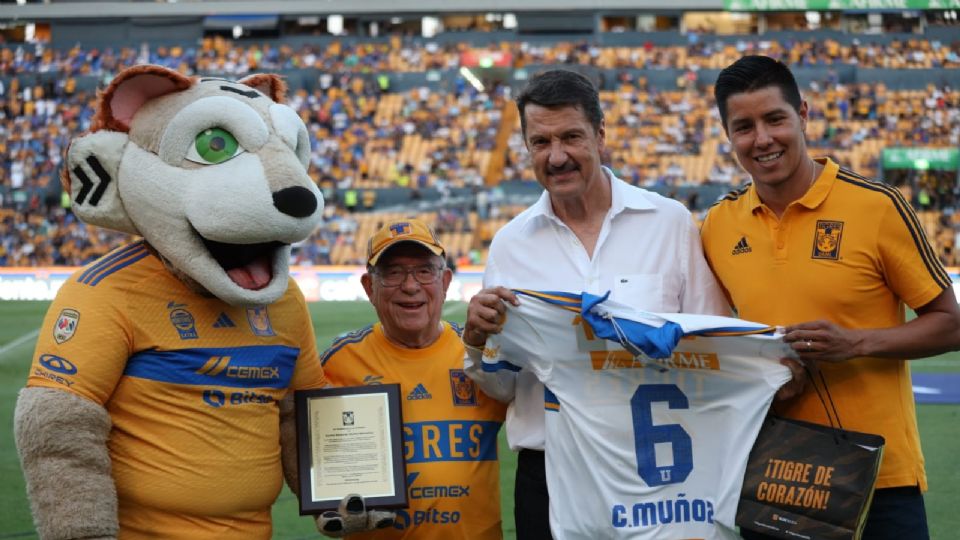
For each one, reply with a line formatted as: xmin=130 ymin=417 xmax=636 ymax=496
xmin=482 ymin=290 xmax=792 ymax=540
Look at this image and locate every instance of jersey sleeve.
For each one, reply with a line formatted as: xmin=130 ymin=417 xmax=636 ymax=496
xmin=285 ymin=280 xmax=329 ymax=391
xmin=681 ymin=212 xmax=732 ymax=316
xmin=27 ymin=276 xmax=132 ymax=406
xmin=877 ymin=197 xmax=952 ymax=309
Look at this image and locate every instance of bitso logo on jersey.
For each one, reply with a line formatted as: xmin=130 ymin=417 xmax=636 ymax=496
xmin=812 ymin=220 xmax=844 ymax=260
xmin=53 ymin=309 xmax=80 ymax=344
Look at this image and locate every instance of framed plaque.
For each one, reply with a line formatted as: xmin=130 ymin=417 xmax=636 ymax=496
xmin=295 ymin=384 xmax=407 ymax=514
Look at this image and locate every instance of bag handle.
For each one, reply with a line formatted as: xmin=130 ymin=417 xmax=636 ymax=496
xmin=803 ymin=363 xmax=847 ymax=439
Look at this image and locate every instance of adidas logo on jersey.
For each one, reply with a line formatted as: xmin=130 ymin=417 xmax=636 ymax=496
xmin=212 ymin=312 xmax=236 ymax=328
xmin=406 ymin=383 xmax=432 ymax=400
xmin=732 ymin=236 xmax=753 ymax=255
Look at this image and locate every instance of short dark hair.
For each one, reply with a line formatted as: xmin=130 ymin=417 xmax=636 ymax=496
xmin=714 ymin=55 xmax=802 ymax=129
xmin=516 ymin=69 xmax=603 ymax=136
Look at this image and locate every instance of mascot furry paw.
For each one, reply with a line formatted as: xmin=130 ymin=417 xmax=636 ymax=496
xmin=13 ymin=65 xmax=385 ymax=539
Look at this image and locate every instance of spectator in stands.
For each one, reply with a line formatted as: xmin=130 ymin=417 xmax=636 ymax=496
xmin=701 ymin=55 xmax=960 ymax=540
xmin=461 ymin=69 xmax=730 ymax=539
xmin=320 ymin=219 xmax=506 ymax=538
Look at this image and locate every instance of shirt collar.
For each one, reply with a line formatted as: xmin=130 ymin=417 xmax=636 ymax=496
xmin=746 ymin=157 xmax=838 ymax=213
xmin=523 ymin=167 xmax=656 ymax=230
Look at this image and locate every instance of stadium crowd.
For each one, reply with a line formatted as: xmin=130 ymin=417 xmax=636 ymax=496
xmin=2 ymin=34 xmax=960 ymax=78
xmin=2 ymin=36 xmax=960 ymax=268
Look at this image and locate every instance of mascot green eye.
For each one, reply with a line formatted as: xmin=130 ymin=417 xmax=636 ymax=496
xmin=187 ymin=128 xmax=244 ymax=164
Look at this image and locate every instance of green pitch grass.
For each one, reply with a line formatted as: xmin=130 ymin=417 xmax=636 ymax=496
xmin=0 ymin=301 xmax=957 ymax=538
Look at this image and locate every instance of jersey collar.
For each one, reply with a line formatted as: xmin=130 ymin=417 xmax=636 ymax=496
xmin=747 ymin=157 xmax=839 ymax=213
xmin=524 ymin=167 xmax=656 ymax=231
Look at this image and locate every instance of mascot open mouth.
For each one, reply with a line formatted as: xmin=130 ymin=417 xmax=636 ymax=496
xmin=200 ymin=237 xmax=285 ymax=291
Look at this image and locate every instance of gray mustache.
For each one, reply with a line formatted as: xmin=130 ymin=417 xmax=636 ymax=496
xmin=547 ymin=163 xmax=579 ymax=174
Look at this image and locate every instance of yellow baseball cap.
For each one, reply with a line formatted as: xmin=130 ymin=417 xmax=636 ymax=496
xmin=366 ymin=218 xmax=445 ymax=266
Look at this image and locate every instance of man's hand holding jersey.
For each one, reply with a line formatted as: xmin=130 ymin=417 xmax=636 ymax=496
xmin=463 ymin=286 xmax=519 ymax=349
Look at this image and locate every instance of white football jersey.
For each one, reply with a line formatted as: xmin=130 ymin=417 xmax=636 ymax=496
xmin=482 ymin=290 xmax=792 ymax=540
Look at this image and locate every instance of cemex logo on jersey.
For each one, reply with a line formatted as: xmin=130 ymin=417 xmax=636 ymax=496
xmin=195 ymin=355 xmax=281 ymax=381
xmin=407 ymin=383 xmax=432 ymax=400
xmin=406 ymin=471 xmax=471 ymax=499
xmin=732 ymin=236 xmax=753 ymax=256
xmin=363 ymin=374 xmax=384 ymax=385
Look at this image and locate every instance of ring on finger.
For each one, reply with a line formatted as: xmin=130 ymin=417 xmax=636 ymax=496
xmin=805 ymin=340 xmax=812 ymax=351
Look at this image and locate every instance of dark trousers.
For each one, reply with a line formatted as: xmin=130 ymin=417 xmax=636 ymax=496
xmin=515 ymin=448 xmax=553 ymax=540
xmin=740 ymin=486 xmax=929 ymax=540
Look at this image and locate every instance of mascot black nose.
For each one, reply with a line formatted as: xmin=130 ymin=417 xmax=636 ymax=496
xmin=272 ymin=186 xmax=318 ymax=218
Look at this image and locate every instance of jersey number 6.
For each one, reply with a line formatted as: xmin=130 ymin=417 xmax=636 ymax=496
xmin=630 ymin=384 xmax=692 ymax=486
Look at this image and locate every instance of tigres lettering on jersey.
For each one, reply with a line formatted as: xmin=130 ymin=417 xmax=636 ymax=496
xmin=483 ymin=290 xmax=791 ymax=540
xmin=26 ymin=244 xmax=328 ymax=538
xmin=322 ymin=322 xmax=506 ymax=540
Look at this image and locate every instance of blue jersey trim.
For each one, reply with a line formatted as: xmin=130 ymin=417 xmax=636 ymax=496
xmin=481 ymin=359 xmax=522 ymax=373
xmin=544 ymin=386 xmax=560 ymax=412
xmin=78 ymin=242 xmax=150 ymax=286
xmin=320 ymin=324 xmax=374 ymax=366
xmin=125 ymin=345 xmax=298 ymax=388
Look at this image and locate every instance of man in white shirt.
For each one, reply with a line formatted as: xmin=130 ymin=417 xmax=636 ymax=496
xmin=462 ymin=69 xmax=731 ymax=539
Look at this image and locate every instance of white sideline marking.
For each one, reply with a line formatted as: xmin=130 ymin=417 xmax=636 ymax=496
xmin=0 ymin=328 xmax=39 ymax=360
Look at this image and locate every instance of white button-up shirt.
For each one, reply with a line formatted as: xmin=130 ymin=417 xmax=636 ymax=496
xmin=465 ymin=168 xmax=730 ymax=451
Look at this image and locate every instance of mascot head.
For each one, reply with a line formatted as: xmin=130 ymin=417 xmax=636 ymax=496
xmin=64 ymin=65 xmax=323 ymax=306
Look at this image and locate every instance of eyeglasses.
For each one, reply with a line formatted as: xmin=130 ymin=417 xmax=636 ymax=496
xmin=374 ymin=264 xmax=443 ymax=287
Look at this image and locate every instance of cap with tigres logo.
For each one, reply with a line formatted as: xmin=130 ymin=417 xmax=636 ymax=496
xmin=366 ymin=218 xmax=445 ymax=266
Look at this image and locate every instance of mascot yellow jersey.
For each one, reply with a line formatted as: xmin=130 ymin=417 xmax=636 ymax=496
xmin=27 ymin=242 xmax=329 ymax=538
xmin=321 ymin=321 xmax=506 ymax=539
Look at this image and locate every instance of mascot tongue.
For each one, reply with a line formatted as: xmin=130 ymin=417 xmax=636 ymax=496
xmin=227 ymin=256 xmax=272 ymax=290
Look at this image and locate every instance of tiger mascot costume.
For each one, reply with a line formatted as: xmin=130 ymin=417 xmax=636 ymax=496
xmin=14 ymin=65 xmax=391 ymax=539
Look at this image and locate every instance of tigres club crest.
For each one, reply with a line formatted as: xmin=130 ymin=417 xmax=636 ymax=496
xmin=812 ymin=220 xmax=844 ymax=260
xmin=449 ymin=369 xmax=478 ymax=406
xmin=246 ymin=306 xmax=276 ymax=337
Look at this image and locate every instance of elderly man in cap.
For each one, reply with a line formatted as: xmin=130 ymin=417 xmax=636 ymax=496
xmin=320 ymin=218 xmax=507 ymax=539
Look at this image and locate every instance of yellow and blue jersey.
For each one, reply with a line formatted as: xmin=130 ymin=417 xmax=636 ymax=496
xmin=321 ymin=322 xmax=506 ymax=540
xmin=27 ymin=242 xmax=328 ymax=539
xmin=701 ymin=157 xmax=946 ymax=490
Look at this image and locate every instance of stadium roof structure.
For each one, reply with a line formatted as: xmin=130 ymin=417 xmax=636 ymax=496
xmin=1 ymin=0 xmax=727 ymax=20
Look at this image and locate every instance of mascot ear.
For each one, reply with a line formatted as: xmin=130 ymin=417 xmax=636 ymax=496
xmin=238 ymin=73 xmax=288 ymax=103
xmin=66 ymin=65 xmax=192 ymax=234
xmin=92 ymin=64 xmax=193 ymax=133
xmin=64 ymin=131 xmax=139 ymax=235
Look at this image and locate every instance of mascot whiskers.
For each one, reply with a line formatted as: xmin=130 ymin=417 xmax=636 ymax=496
xmin=14 ymin=65 xmax=391 ymax=539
